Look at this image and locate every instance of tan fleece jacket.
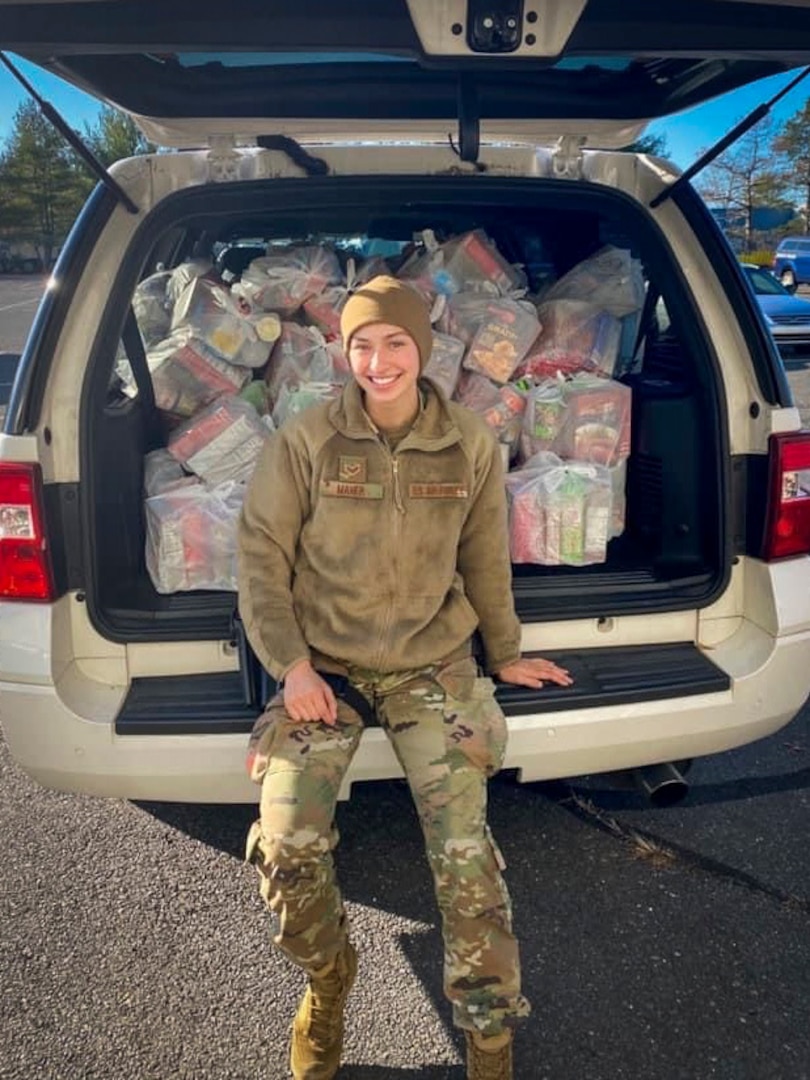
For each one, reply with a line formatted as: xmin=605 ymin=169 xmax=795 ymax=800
xmin=237 ymin=379 xmax=522 ymax=681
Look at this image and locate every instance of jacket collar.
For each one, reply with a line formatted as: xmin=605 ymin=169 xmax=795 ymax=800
xmin=329 ymin=378 xmax=463 ymax=452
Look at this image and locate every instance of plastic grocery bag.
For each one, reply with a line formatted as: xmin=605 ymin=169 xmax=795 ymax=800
xmin=272 ymin=381 xmax=342 ymax=428
xmin=232 ymin=246 xmax=342 ymax=316
xmin=553 ymin=374 xmax=632 ymax=467
xmin=454 ymin=370 xmax=504 ymax=414
xmin=133 ymin=271 xmax=174 ymax=348
xmin=146 ymin=330 xmax=253 ymax=417
xmin=240 ymin=379 xmax=274 ymax=417
xmin=399 ymin=229 xmax=525 ymax=299
xmin=132 ymin=260 xmax=216 ymax=350
xmin=517 ymin=300 xmax=622 ymax=380
xmin=439 ymin=291 xmax=487 ymax=343
xmin=166 ymin=259 xmax=214 ymax=304
xmin=454 ymin=372 xmax=526 ymax=454
xmin=301 ymin=255 xmax=392 ymax=337
xmin=265 ymin=322 xmax=345 ymax=404
xmin=302 ymin=286 xmax=346 ymax=338
xmin=442 ymin=229 xmax=527 ymax=295
xmin=481 ymin=384 xmax=527 ymax=448
xmin=167 ymin=395 xmax=270 ymax=487
xmin=507 ymin=458 xmax=612 ymax=566
xmin=441 ymin=292 xmax=540 ymax=383
xmin=143 ymin=448 xmax=196 ymax=497
xmin=608 ymin=459 xmax=627 ymax=540
xmin=541 ymin=245 xmax=645 ymax=317
xmin=171 ymin=276 xmax=278 ymax=369
xmin=462 ymin=296 xmax=541 ymax=384
xmin=145 ymin=479 xmax=245 ymax=593
xmin=423 ymin=333 xmax=465 ymax=398
xmin=326 ymin=338 xmax=351 ymax=378
xmin=519 ymin=379 xmax=568 ymax=461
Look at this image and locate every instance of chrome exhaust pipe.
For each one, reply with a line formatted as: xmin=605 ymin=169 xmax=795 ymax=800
xmin=631 ymin=762 xmax=689 ymax=807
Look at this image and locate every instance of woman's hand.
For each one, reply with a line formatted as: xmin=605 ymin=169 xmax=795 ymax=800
xmin=495 ymin=657 xmax=573 ymax=689
xmin=283 ymin=660 xmax=339 ymax=725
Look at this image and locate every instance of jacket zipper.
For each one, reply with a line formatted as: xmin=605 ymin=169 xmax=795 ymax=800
xmin=374 ymin=442 xmax=405 ymax=670
xmin=392 ymin=456 xmax=405 ymax=513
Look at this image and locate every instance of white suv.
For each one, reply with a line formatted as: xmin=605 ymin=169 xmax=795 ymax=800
xmin=3 ymin=1 xmax=810 ymax=806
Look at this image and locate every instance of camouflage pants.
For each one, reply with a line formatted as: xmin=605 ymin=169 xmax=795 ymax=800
xmin=245 ymin=652 xmax=531 ymax=1037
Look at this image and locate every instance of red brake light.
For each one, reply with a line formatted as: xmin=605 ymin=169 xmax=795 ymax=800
xmin=0 ymin=463 xmax=56 ymax=601
xmin=761 ymin=432 xmax=810 ymax=560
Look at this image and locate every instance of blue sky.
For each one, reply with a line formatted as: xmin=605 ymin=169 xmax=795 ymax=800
xmin=0 ymin=52 xmax=808 ymax=170
xmin=1 ymin=56 xmax=102 ymax=141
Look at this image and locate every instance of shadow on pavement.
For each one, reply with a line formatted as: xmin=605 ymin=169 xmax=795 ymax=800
xmin=134 ymin=759 xmax=810 ymax=861
xmin=133 ymin=764 xmax=810 ymax=1076
xmin=134 ymin=777 xmax=428 ymax=866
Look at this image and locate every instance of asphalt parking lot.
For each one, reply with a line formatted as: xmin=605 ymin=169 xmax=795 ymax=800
xmin=0 ymin=273 xmax=46 ymax=354
xmin=1 ymin=716 xmax=808 ymax=1080
xmin=1 ymin=275 xmax=809 ymax=1080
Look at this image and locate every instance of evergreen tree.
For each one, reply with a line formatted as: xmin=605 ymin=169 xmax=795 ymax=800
xmin=622 ymin=132 xmax=670 ymax=157
xmin=0 ymin=100 xmax=93 ymax=264
xmin=0 ymin=100 xmax=156 ymax=263
xmin=83 ymin=105 xmax=156 ymax=167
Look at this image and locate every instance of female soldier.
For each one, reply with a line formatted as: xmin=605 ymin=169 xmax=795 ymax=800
xmin=238 ymin=275 xmax=571 ymax=1080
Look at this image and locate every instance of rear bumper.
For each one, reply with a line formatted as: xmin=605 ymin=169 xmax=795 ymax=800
xmin=2 ymin=619 xmax=809 ymax=803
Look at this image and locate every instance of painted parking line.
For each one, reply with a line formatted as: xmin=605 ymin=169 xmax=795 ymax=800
xmin=0 ymin=298 xmax=41 ymax=312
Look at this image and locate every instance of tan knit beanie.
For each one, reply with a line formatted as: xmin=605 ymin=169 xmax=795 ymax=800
xmin=340 ymin=275 xmax=433 ymax=372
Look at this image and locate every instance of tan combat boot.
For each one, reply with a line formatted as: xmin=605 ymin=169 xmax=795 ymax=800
xmin=290 ymin=941 xmax=358 ymax=1080
xmin=465 ymin=1030 xmax=513 ymax=1080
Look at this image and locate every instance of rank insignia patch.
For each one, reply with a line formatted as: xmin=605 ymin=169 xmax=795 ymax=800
xmin=338 ymin=456 xmax=367 ymax=483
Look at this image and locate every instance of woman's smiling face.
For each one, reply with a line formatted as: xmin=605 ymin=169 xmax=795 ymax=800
xmin=347 ymin=322 xmax=421 ymax=428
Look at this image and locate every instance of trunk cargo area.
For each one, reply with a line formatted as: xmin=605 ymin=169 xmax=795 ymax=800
xmin=79 ymin=175 xmax=728 ymax=649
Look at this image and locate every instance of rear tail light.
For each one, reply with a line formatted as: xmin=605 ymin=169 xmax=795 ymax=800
xmin=0 ymin=463 xmax=56 ymax=600
xmin=761 ymin=432 xmax=810 ymax=560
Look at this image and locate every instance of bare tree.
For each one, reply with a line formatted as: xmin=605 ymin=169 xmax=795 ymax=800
xmin=694 ymin=117 xmax=792 ymax=251
xmin=773 ymin=99 xmax=810 ymax=233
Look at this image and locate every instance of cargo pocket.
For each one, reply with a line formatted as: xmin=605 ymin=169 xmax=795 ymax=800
xmin=485 ymin=824 xmax=514 ymax=927
xmin=245 ymin=819 xmax=263 ymax=865
xmin=245 ymin=693 xmax=285 ymax=784
xmin=244 ymin=820 xmax=275 ymax=905
xmin=485 ymin=823 xmax=507 ymax=872
xmin=434 ymin=658 xmax=508 ymax=777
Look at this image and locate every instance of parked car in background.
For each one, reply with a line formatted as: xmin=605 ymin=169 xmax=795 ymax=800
xmin=742 ymin=263 xmax=810 ymax=355
xmin=772 ymin=235 xmax=810 ymax=289
xmin=0 ymin=246 xmax=43 ymax=275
